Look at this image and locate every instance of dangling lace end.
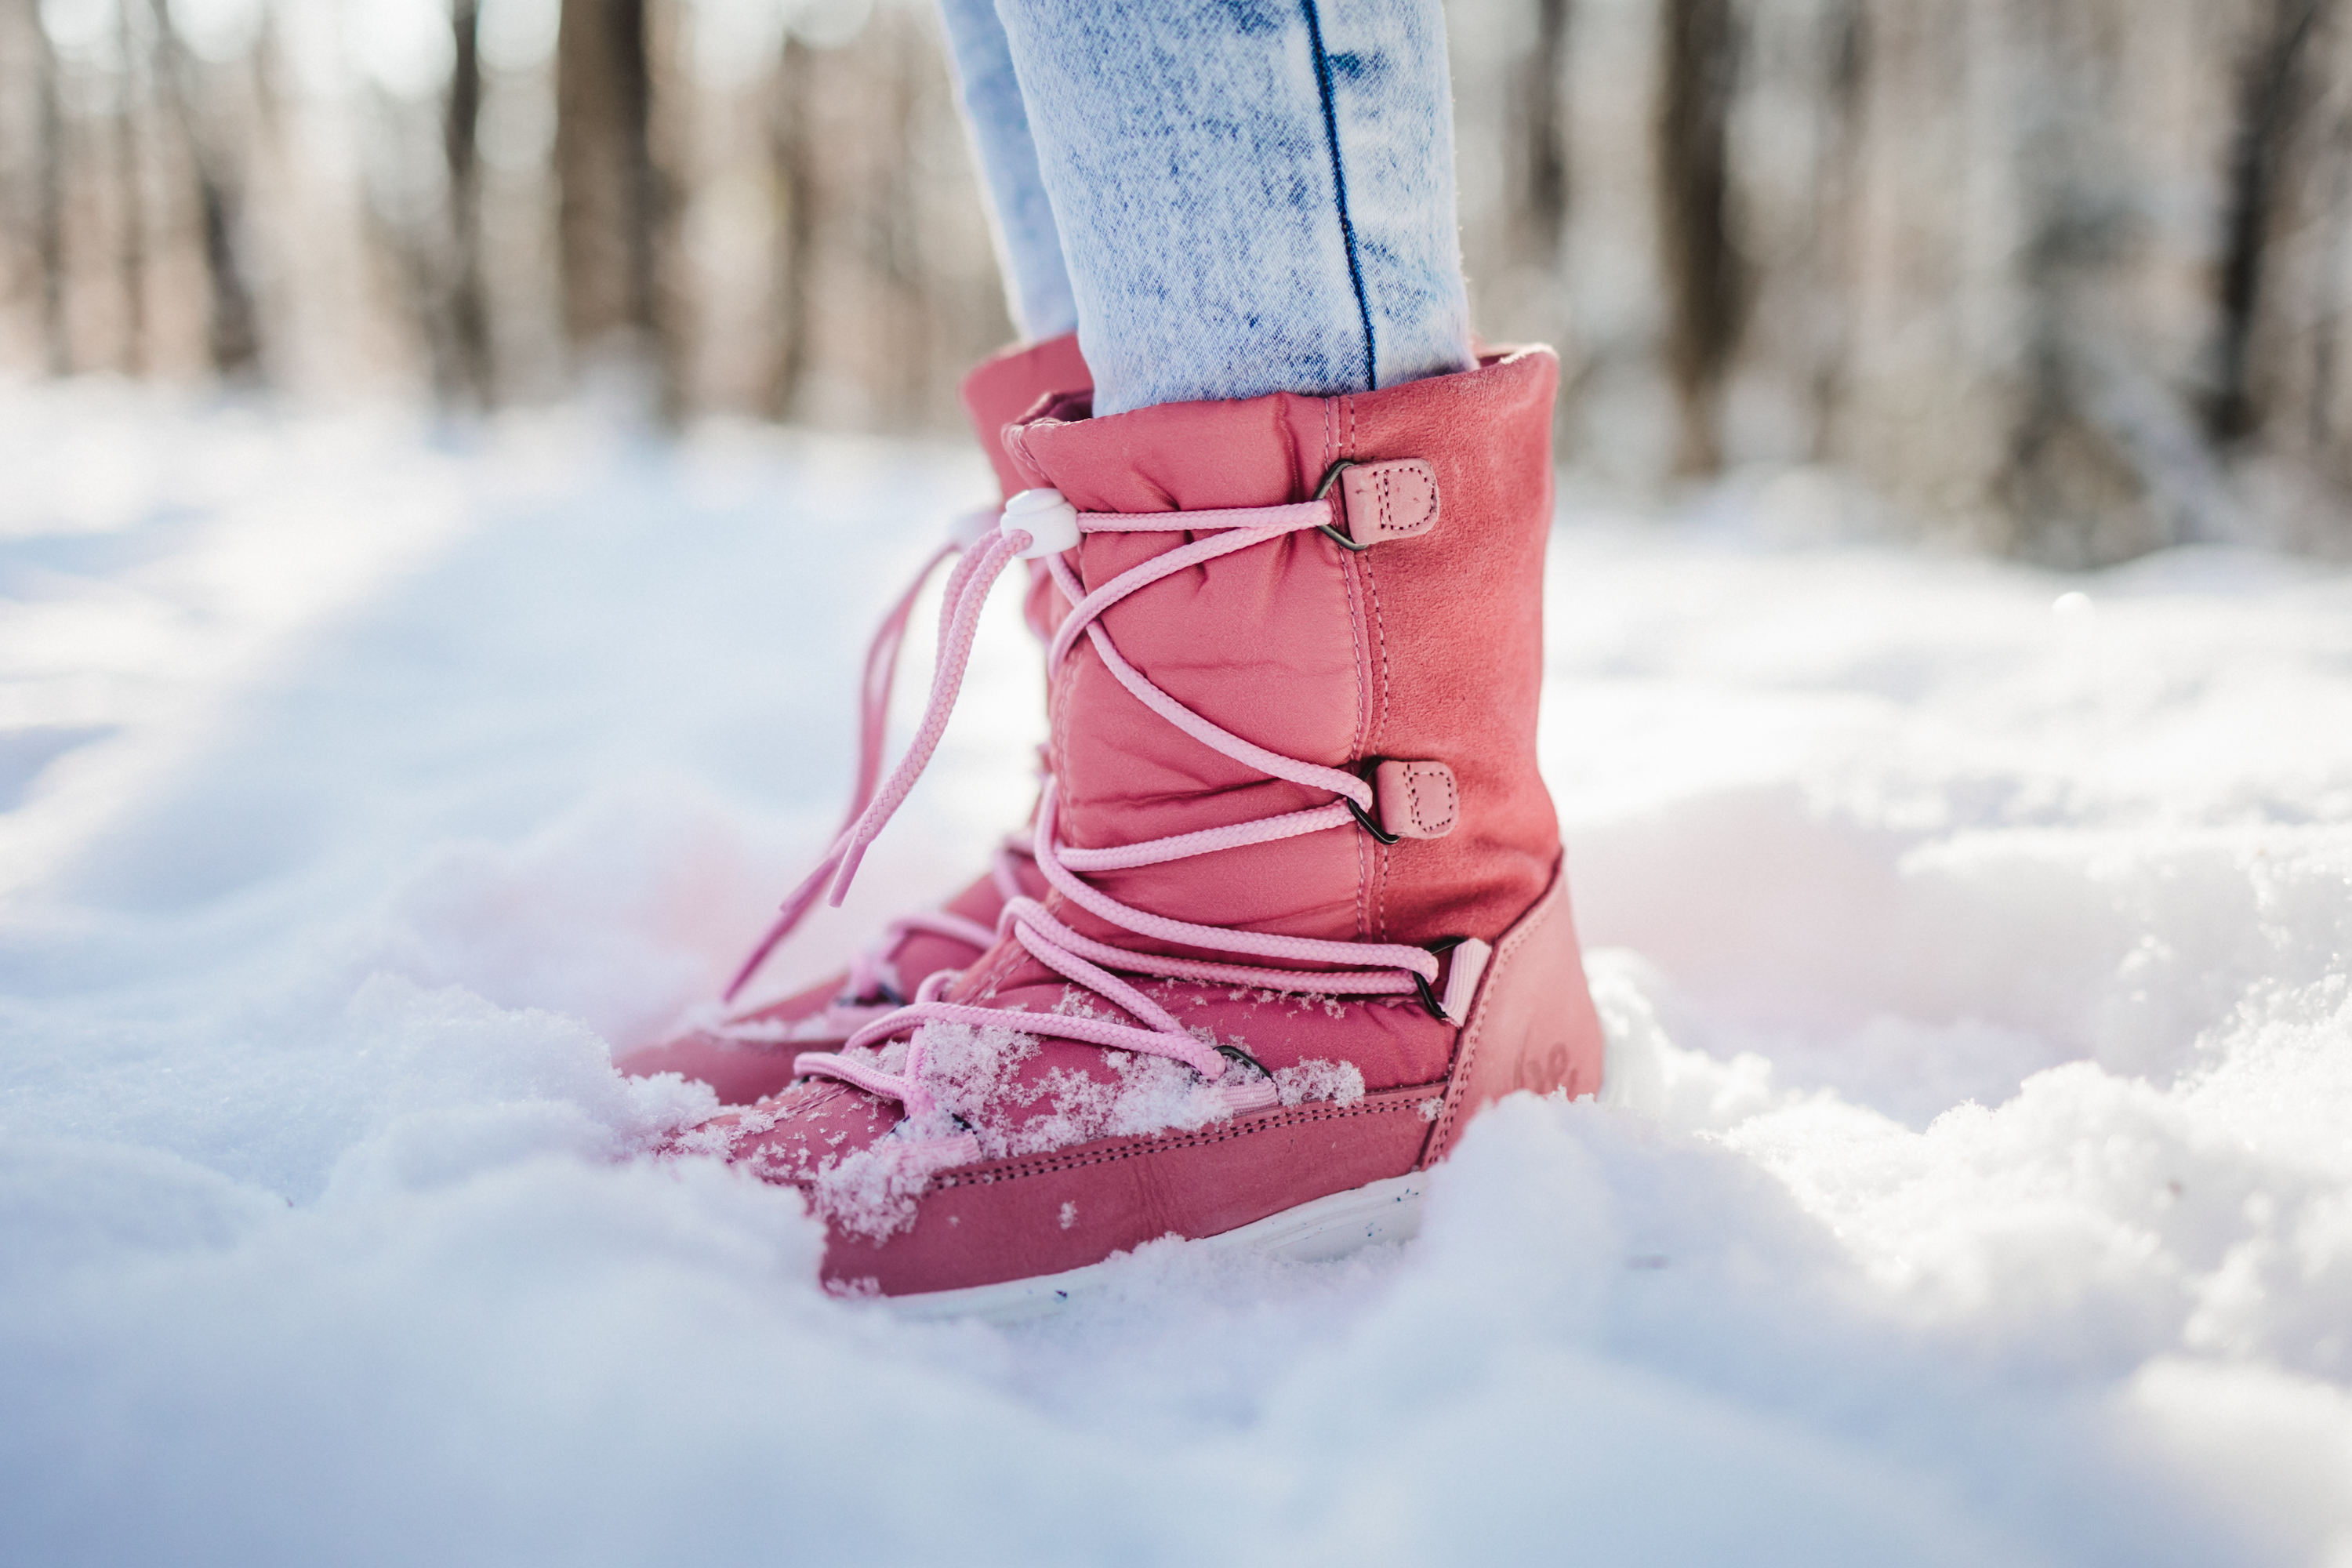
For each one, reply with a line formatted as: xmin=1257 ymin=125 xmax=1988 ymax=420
xmin=819 ymin=529 xmax=1028 ymax=918
xmin=826 ymin=837 xmax=874 ymax=911
xmin=853 ymin=541 xmax=963 ymax=821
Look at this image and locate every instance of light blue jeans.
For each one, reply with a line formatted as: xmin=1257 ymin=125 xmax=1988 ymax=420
xmin=936 ymin=0 xmax=1475 ymax=417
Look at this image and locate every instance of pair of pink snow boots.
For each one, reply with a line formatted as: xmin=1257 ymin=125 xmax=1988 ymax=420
xmin=619 ymin=336 xmax=1606 ymax=1313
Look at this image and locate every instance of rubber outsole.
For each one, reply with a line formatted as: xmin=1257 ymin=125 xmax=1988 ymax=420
xmin=884 ymin=1171 xmax=1430 ymax=1323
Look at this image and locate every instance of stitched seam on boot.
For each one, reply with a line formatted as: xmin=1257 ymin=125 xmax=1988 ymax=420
xmin=1428 ymin=864 xmax=1563 ymax=1162
xmin=1328 ymin=394 xmax=1372 ymax=941
xmin=926 ymin=1091 xmax=1445 ymax=1187
xmin=1340 ymin=542 xmax=1372 ymax=939
xmin=1352 ymin=397 xmax=1396 ymax=941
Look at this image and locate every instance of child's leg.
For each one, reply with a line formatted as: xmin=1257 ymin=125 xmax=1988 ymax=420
xmin=988 ymin=0 xmax=1475 ymax=416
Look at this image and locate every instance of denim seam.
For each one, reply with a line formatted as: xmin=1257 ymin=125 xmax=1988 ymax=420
xmin=1301 ymin=0 xmax=1378 ymax=393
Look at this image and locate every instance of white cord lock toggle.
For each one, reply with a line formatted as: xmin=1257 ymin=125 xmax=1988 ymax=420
xmin=1002 ymin=488 xmax=1081 ymax=559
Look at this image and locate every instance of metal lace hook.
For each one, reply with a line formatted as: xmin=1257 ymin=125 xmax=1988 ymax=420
xmin=1341 ymin=754 xmax=1399 ymax=844
xmin=1217 ymin=1042 xmax=1272 ymax=1080
xmin=1414 ymin=936 xmax=1468 ymax=1020
xmin=1313 ymin=459 xmax=1370 ymax=552
xmin=1345 ymin=792 xmax=1399 ymax=845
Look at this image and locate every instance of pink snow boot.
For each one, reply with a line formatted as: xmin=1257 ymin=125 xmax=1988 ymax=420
xmin=671 ymin=346 xmax=1606 ymax=1308
xmin=615 ymin=335 xmax=1091 ymax=1106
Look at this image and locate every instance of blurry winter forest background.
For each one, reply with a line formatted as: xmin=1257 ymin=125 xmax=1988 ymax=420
xmin=5 ymin=0 xmax=2352 ymax=566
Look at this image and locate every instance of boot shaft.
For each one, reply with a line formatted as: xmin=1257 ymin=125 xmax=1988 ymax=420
xmin=1003 ymin=347 xmax=1563 ymax=955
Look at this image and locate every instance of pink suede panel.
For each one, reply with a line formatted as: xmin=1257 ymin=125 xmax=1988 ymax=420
xmin=820 ymin=1086 xmax=1439 ymax=1294
xmin=1421 ymin=857 xmax=1607 ymax=1166
xmin=1345 ymin=350 xmax=1562 ymax=945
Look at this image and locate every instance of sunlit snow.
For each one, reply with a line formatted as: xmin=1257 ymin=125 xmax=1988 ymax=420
xmin=3 ymin=382 xmax=2350 ymax=1566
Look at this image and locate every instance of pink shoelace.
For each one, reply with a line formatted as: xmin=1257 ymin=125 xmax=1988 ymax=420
xmin=722 ymin=509 xmax=1028 ymax=1014
xmin=781 ymin=485 xmax=1486 ymax=1126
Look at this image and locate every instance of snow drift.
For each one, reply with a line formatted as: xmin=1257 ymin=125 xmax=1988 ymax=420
xmin=2 ymin=384 xmax=2348 ymax=1566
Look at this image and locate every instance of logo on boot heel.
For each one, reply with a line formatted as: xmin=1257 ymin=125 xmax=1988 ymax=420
xmin=1514 ymin=1042 xmax=1572 ymax=1093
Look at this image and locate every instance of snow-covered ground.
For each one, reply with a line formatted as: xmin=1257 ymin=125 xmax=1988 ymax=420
xmin=3 ymin=382 xmax=2350 ymax=1567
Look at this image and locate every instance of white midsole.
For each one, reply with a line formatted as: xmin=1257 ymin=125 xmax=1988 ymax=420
xmin=884 ymin=1171 xmax=1430 ymax=1325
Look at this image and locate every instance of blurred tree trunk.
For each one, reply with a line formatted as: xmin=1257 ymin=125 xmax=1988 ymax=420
xmin=1511 ymin=0 xmax=1572 ymax=269
xmin=2208 ymin=0 xmax=2333 ymax=445
xmin=555 ymin=0 xmax=672 ymax=406
xmin=767 ymin=33 xmax=816 ymax=422
xmin=1657 ymin=0 xmax=1745 ymax=474
xmin=869 ymin=15 xmax=931 ymax=427
xmin=114 ymin=0 xmax=148 ymax=375
xmin=2306 ymin=99 xmax=2352 ymax=458
xmin=1999 ymin=0 xmax=2220 ymax=564
xmin=442 ymin=0 xmax=494 ymax=406
xmin=147 ymin=0 xmax=262 ymax=379
xmin=1806 ymin=0 xmax=1866 ymax=460
xmin=30 ymin=0 xmax=71 ymax=376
